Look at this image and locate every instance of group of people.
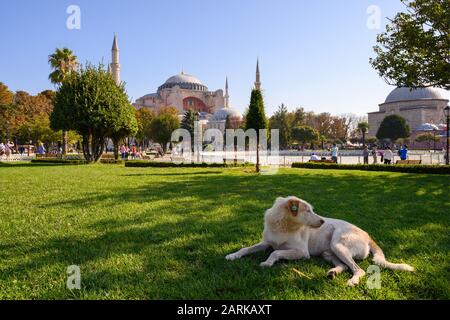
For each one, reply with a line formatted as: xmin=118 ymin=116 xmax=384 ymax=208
xmin=308 ymin=144 xmax=410 ymax=165
xmin=363 ymin=145 xmax=408 ymax=165
xmin=0 ymin=141 xmax=14 ymax=157
xmin=119 ymin=144 xmax=143 ymax=160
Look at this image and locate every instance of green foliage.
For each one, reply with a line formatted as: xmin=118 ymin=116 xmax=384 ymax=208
xmin=30 ymin=159 xmax=87 ymax=165
xmin=245 ymin=89 xmax=268 ymax=134
xmin=125 ymin=161 xmax=252 ymax=168
xmin=370 ymin=0 xmax=450 ymax=89
xmin=51 ymin=63 xmax=137 ymax=162
xmin=245 ymin=89 xmax=267 ymax=172
xmin=376 ymin=115 xmax=410 ymax=142
xmin=269 ymin=104 xmax=291 ymax=149
xmin=291 ymin=162 xmax=449 ymax=174
xmin=135 ymin=108 xmax=155 ymax=144
xmin=291 ymin=125 xmax=319 ymax=147
xmin=148 ymin=113 xmax=180 ymax=152
xmin=181 ymin=109 xmax=197 ymax=148
xmin=48 ymin=48 xmax=78 ymax=85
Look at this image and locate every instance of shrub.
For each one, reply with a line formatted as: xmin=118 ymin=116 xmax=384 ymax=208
xmin=291 ymin=162 xmax=450 ymax=175
xmin=31 ymin=159 xmax=87 ymax=165
xmin=125 ymin=161 xmax=253 ymax=168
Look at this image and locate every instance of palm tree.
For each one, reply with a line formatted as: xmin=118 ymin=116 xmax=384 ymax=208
xmin=358 ymin=122 xmax=369 ymax=147
xmin=48 ymin=48 xmax=78 ymax=154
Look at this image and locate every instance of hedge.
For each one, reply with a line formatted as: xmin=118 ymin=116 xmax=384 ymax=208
xmin=125 ymin=161 xmax=253 ymax=168
xmin=31 ymin=159 xmax=87 ymax=165
xmin=291 ymin=162 xmax=450 ymax=174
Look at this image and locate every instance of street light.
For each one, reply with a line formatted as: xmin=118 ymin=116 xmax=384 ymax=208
xmin=445 ymin=105 xmax=450 ymax=165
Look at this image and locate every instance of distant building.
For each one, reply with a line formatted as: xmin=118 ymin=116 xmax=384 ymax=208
xmin=368 ymin=87 xmax=449 ymax=137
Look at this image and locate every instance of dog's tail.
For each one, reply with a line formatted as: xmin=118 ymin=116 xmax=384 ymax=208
xmin=369 ymin=239 xmax=414 ymax=272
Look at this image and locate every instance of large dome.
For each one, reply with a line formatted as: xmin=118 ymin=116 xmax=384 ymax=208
xmin=158 ymin=72 xmax=208 ymax=92
xmin=164 ymin=73 xmax=203 ymax=85
xmin=212 ymin=107 xmax=243 ymax=121
xmin=385 ymin=87 xmax=445 ymax=103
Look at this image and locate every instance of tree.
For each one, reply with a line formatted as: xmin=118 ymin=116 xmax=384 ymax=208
xmin=135 ymin=108 xmax=155 ymax=149
xmin=358 ymin=122 xmax=370 ymax=146
xmin=149 ymin=113 xmax=180 ymax=153
xmin=376 ymin=115 xmax=411 ymax=143
xmin=415 ymin=132 xmax=440 ymax=150
xmin=370 ymin=0 xmax=450 ymax=89
xmin=109 ymin=100 xmax=138 ymax=161
xmin=51 ymin=64 xmax=136 ymax=163
xmin=291 ymin=126 xmax=319 ymax=148
xmin=0 ymin=82 xmax=14 ymax=105
xmin=269 ymin=104 xmax=291 ymax=150
xmin=245 ymin=89 xmax=268 ymax=173
xmin=48 ymin=47 xmax=79 ymax=154
xmin=181 ymin=109 xmax=197 ymax=150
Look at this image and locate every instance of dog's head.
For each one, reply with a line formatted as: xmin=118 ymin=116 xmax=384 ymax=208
xmin=277 ymin=196 xmax=324 ymax=228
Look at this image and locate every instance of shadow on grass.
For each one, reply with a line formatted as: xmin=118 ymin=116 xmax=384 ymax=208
xmin=1 ymin=169 xmax=449 ymax=299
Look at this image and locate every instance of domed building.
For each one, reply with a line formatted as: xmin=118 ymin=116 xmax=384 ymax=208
xmin=207 ymin=78 xmax=243 ymax=131
xmin=134 ymin=71 xmax=225 ymax=114
xmin=368 ymin=87 xmax=449 ymax=136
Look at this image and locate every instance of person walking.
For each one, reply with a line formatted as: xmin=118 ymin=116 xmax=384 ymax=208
xmin=384 ymin=146 xmax=393 ymax=164
xmin=363 ymin=145 xmax=369 ymax=164
xmin=372 ymin=146 xmax=378 ymax=164
xmin=331 ymin=143 xmax=339 ymax=163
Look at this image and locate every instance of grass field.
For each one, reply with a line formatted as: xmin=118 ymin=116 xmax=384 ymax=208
xmin=0 ymin=163 xmax=449 ymax=299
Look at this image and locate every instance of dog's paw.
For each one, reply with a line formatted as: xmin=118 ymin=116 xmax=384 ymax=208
xmin=259 ymin=261 xmax=273 ymax=267
xmin=346 ymin=278 xmax=360 ymax=286
xmin=225 ymin=253 xmax=240 ymax=261
xmin=327 ymin=269 xmax=337 ymax=280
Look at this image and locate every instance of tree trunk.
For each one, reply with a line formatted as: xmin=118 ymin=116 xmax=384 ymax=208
xmin=62 ymin=130 xmax=68 ymax=155
xmin=362 ymin=131 xmax=366 ymax=147
xmin=113 ymin=137 xmax=119 ymax=161
xmin=256 ymin=142 xmax=260 ymax=173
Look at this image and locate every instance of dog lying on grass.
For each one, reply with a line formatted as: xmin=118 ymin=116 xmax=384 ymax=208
xmin=226 ymin=196 xmax=414 ymax=286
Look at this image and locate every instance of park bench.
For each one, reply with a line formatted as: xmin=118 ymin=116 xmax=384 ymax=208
xmin=396 ymin=160 xmax=422 ymax=165
xmin=35 ymin=153 xmax=63 ymax=159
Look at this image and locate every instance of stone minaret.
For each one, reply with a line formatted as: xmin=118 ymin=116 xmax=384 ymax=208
xmin=110 ymin=33 xmax=120 ymax=85
xmin=225 ymin=77 xmax=229 ymax=108
xmin=254 ymin=59 xmax=261 ymax=90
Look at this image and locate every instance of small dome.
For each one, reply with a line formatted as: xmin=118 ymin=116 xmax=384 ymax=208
xmin=416 ymin=123 xmax=439 ymax=131
xmin=212 ymin=107 xmax=242 ymax=121
xmin=385 ymin=87 xmax=445 ymax=103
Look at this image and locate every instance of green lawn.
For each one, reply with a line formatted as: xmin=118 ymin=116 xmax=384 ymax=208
xmin=0 ymin=163 xmax=449 ymax=299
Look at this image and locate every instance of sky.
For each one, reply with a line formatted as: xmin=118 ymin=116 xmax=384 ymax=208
xmin=1 ymin=0 xmax=446 ymax=117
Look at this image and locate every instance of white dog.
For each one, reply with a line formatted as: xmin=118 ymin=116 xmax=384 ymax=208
xmin=226 ymin=196 xmax=414 ymax=286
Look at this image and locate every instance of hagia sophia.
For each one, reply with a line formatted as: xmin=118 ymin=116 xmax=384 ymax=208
xmin=108 ymin=34 xmax=244 ymax=133
xmin=108 ymin=34 xmax=448 ymax=140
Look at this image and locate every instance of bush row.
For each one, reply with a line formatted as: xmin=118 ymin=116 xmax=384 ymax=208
xmin=31 ymin=159 xmax=87 ymax=165
xmin=291 ymin=162 xmax=450 ymax=174
xmin=125 ymin=160 xmax=253 ymax=168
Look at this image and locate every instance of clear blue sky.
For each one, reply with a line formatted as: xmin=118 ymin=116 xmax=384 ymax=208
xmin=0 ymin=0 xmax=423 ymax=116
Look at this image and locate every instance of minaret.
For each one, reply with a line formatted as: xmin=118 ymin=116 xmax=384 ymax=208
xmin=110 ymin=33 xmax=120 ymax=85
xmin=254 ymin=58 xmax=261 ymax=90
xmin=224 ymin=77 xmax=229 ymax=108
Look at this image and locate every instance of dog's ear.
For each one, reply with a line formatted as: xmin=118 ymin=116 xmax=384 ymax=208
xmin=287 ymin=199 xmax=300 ymax=216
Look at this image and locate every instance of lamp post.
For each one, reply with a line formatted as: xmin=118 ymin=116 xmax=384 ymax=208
xmin=445 ymin=105 xmax=450 ymax=165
